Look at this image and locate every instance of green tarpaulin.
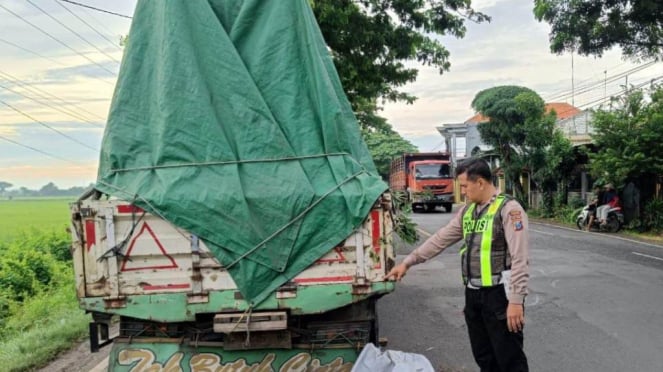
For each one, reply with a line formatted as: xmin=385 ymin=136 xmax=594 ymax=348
xmin=96 ymin=0 xmax=387 ymax=305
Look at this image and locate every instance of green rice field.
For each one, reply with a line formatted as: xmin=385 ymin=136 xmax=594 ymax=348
xmin=0 ymin=198 xmax=73 ymax=243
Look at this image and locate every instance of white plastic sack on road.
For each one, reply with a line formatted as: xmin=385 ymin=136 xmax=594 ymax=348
xmin=351 ymin=343 xmax=435 ymax=372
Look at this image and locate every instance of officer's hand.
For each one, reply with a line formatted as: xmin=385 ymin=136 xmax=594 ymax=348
xmin=385 ymin=263 xmax=408 ymax=281
xmin=506 ymin=303 xmax=525 ymax=332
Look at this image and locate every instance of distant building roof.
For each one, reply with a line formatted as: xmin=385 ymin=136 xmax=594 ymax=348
xmin=546 ymin=102 xmax=581 ymax=120
xmin=464 ymin=102 xmax=581 ymax=124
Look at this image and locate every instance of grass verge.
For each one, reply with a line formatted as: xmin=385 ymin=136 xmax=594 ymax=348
xmin=0 ymin=273 xmax=89 ymax=371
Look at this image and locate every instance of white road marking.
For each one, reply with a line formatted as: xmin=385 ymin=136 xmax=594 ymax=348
xmin=631 ymin=252 xmax=663 ymax=261
xmin=416 ymin=222 xmax=663 ymax=251
xmin=531 ymin=221 xmax=663 ymax=249
xmin=417 ymin=228 xmax=432 ymax=238
xmin=530 ymin=228 xmax=554 ymax=236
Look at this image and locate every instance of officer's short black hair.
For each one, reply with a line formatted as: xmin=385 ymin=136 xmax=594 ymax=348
xmin=455 ymin=158 xmax=492 ymax=182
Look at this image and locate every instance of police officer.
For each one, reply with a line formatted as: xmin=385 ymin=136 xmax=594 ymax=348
xmin=387 ymin=158 xmax=530 ymax=372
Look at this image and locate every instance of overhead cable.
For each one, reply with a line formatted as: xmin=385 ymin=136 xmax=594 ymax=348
xmin=58 ymin=0 xmax=132 ymax=19
xmin=0 ymin=37 xmax=68 ymax=67
xmin=0 ymin=98 xmax=99 ymax=151
xmin=26 ymin=0 xmax=121 ymax=64
xmin=0 ymin=69 xmax=107 ymax=123
xmin=545 ymin=61 xmax=657 ymax=102
xmin=0 ymin=3 xmax=117 ymax=76
xmin=54 ymin=0 xmax=123 ymax=52
xmin=0 ymin=37 xmax=114 ymax=87
xmin=0 ymin=82 xmax=104 ymax=127
xmin=0 ymin=133 xmax=81 ymax=164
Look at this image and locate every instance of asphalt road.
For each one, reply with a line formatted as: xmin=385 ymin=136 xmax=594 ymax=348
xmin=378 ymin=205 xmax=663 ymax=372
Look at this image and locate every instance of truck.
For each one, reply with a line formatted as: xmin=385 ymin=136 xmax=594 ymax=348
xmin=389 ymin=152 xmax=455 ymax=213
xmin=70 ymin=192 xmax=394 ymax=371
xmin=70 ymin=1 xmax=395 ymax=370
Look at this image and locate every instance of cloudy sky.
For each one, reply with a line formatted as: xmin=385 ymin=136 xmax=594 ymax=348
xmin=1 ymin=0 xmax=661 ymax=190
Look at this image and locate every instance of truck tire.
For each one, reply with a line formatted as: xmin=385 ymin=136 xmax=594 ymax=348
xmin=444 ymin=203 xmax=452 ymax=213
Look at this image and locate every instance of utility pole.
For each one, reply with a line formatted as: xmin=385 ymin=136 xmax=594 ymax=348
xmin=625 ymin=75 xmax=629 ymax=94
xmin=604 ymin=70 xmax=607 ymax=100
xmin=571 ymin=52 xmax=575 ymax=107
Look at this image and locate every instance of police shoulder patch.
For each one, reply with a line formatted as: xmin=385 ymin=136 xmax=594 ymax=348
xmin=514 ymin=221 xmax=524 ymax=231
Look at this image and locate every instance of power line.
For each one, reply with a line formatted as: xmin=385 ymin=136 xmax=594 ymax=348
xmin=0 ymin=37 xmax=114 ymax=87
xmin=543 ymin=60 xmax=631 ymax=100
xmin=0 ymin=69 xmax=107 ymax=123
xmin=552 ymin=75 xmax=663 ymax=119
xmin=0 ymin=82 xmax=103 ymax=126
xmin=429 ymin=140 xmax=445 ymax=152
xmin=69 ymin=1 xmax=125 ymax=39
xmin=58 ymin=0 xmax=132 ymax=19
xmin=0 ymin=98 xmax=99 ymax=152
xmin=545 ymin=61 xmax=657 ymax=103
xmin=54 ymin=0 xmax=123 ymax=52
xmin=26 ymin=0 xmax=121 ymax=64
xmin=555 ymin=62 xmax=656 ymax=101
xmin=581 ymin=75 xmax=663 ymax=110
xmin=0 ymin=134 xmax=84 ymax=165
xmin=0 ymin=37 xmax=68 ymax=67
xmin=0 ymin=3 xmax=117 ymax=76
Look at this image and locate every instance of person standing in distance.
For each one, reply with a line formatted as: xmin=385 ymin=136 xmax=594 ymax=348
xmin=387 ymin=158 xmax=530 ymax=372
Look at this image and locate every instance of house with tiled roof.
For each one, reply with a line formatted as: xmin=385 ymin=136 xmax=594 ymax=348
xmin=436 ymin=102 xmax=584 ymax=162
xmin=436 ymin=102 xmax=588 ymax=203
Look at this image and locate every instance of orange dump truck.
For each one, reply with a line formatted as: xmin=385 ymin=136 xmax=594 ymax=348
xmin=389 ymin=152 xmax=455 ymax=212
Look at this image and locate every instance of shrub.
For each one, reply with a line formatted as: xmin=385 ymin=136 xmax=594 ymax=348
xmin=642 ymin=198 xmax=663 ymax=232
xmin=10 ymin=229 xmax=71 ymax=262
xmin=0 ymin=258 xmax=37 ymax=301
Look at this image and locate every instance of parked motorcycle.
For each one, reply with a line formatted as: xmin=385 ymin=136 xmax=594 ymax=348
xmin=576 ymin=205 xmax=624 ymax=232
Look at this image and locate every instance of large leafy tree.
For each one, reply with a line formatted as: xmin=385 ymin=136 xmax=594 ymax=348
xmin=534 ymin=0 xmax=663 ymax=60
xmin=589 ymin=85 xmax=663 ymax=185
xmin=311 ymin=0 xmax=489 ymax=131
xmin=471 ymin=86 xmax=557 ymax=202
xmin=363 ymin=129 xmax=418 ymax=180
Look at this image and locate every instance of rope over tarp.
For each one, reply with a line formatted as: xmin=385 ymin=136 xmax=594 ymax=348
xmin=95 ymin=0 xmax=387 ymax=305
xmin=108 ymin=153 xmax=358 ymax=173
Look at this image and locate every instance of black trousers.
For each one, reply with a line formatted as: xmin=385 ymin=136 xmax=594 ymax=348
xmin=464 ymin=286 xmax=529 ymax=372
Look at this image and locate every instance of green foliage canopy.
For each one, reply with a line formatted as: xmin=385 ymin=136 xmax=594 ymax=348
xmin=471 ymin=86 xmax=557 ymax=201
xmin=532 ymin=130 xmax=575 ymax=215
xmin=0 ymin=182 xmax=11 ymax=193
xmin=363 ymin=130 xmax=417 ymax=180
xmin=589 ymin=85 xmax=663 ymax=185
xmin=534 ymin=0 xmax=663 ymax=60
xmin=311 ymin=0 xmax=489 ymax=130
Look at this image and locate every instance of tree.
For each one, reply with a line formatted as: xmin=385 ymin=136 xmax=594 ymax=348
xmin=363 ymin=129 xmax=418 ymax=180
xmin=534 ymin=0 xmax=663 ymax=60
xmin=38 ymin=182 xmax=60 ymax=197
xmin=0 ymin=181 xmax=12 ymax=194
xmin=471 ymin=86 xmax=557 ymax=202
xmin=312 ymin=0 xmax=489 ymax=131
xmin=589 ymin=85 xmax=663 ymax=185
xmin=532 ymin=130 xmax=576 ymax=215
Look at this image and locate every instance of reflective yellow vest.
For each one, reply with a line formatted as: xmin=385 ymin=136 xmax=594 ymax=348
xmin=460 ymin=195 xmax=511 ymax=287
